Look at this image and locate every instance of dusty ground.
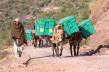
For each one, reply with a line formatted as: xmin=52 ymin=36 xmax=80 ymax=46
xmin=0 ymin=44 xmax=109 ymax=72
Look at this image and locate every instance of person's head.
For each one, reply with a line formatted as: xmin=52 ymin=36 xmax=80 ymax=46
xmin=14 ymin=18 xmax=20 ymax=25
xmin=56 ymin=24 xmax=61 ymax=29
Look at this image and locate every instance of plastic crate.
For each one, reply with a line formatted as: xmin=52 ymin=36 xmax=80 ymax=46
xmin=34 ymin=18 xmax=54 ymax=36
xmin=78 ymin=19 xmax=96 ymax=38
xmin=25 ymin=29 xmax=32 ymax=41
xmin=58 ymin=16 xmax=79 ymax=37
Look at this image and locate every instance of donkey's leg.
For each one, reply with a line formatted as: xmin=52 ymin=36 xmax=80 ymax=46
xmin=60 ymin=47 xmax=63 ymax=56
xmin=52 ymin=46 xmax=55 ymax=57
xmin=38 ymin=39 xmax=41 ymax=47
xmin=76 ymin=43 xmax=80 ymax=56
xmin=54 ymin=47 xmax=58 ymax=57
xmin=41 ymin=39 xmax=43 ymax=47
xmin=34 ymin=40 xmax=37 ymax=48
xmin=52 ymin=43 xmax=56 ymax=57
xmin=54 ymin=44 xmax=59 ymax=57
xmin=56 ymin=45 xmax=59 ymax=57
xmin=73 ymin=44 xmax=76 ymax=56
xmin=70 ymin=44 xmax=73 ymax=56
xmin=60 ymin=43 xmax=63 ymax=56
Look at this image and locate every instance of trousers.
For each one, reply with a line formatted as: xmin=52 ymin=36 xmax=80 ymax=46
xmin=13 ymin=39 xmax=24 ymax=59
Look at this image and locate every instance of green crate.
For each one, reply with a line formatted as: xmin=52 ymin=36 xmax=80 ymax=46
xmin=34 ymin=19 xmax=54 ymax=36
xmin=25 ymin=29 xmax=32 ymax=41
xmin=58 ymin=16 xmax=79 ymax=37
xmin=78 ymin=19 xmax=96 ymax=38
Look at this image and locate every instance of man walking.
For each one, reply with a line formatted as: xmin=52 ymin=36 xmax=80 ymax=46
xmin=11 ymin=18 xmax=26 ymax=59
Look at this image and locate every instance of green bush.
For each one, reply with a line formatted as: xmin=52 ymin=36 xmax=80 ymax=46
xmin=0 ymin=31 xmax=11 ymax=50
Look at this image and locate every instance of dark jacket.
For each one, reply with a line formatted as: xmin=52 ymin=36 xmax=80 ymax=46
xmin=11 ymin=21 xmax=26 ymax=46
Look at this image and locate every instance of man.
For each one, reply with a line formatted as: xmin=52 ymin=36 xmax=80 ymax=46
xmin=11 ymin=18 xmax=26 ymax=59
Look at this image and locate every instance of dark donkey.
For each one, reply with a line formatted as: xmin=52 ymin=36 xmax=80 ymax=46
xmin=69 ymin=31 xmax=83 ymax=56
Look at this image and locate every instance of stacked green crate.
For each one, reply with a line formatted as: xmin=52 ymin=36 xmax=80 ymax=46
xmin=49 ymin=20 xmax=54 ymax=36
xmin=59 ymin=16 xmax=79 ymax=37
xmin=25 ymin=29 xmax=32 ymax=41
xmin=78 ymin=19 xmax=96 ymax=38
xmin=34 ymin=18 xmax=54 ymax=36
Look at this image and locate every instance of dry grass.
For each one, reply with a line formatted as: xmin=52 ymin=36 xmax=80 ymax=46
xmin=0 ymin=46 xmax=15 ymax=63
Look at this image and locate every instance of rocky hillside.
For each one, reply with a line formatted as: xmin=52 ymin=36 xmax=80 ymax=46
xmin=89 ymin=0 xmax=109 ymax=48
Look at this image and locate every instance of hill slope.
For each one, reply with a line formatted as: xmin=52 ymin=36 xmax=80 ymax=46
xmin=89 ymin=0 xmax=109 ymax=48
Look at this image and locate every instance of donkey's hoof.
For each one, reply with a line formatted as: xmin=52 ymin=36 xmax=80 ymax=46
xmin=71 ymin=55 xmax=73 ymax=57
xmin=52 ymin=55 xmax=55 ymax=57
xmin=59 ymin=56 xmax=62 ymax=58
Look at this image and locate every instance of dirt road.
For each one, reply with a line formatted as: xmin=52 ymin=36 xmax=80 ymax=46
xmin=0 ymin=45 xmax=109 ymax=72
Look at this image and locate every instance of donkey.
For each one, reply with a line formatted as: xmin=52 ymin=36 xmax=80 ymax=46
xmin=69 ymin=31 xmax=83 ymax=56
xmin=49 ymin=24 xmax=65 ymax=57
xmin=31 ymin=30 xmax=43 ymax=48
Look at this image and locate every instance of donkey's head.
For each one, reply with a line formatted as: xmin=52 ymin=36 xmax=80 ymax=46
xmin=55 ymin=24 xmax=65 ymax=41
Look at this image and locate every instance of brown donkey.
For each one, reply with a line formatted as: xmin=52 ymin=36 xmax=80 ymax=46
xmin=31 ymin=30 xmax=43 ymax=47
xmin=50 ymin=24 xmax=65 ymax=57
xmin=69 ymin=31 xmax=83 ymax=56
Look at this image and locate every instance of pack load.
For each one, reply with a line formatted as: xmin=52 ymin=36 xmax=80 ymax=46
xmin=34 ymin=18 xmax=55 ymax=37
xmin=78 ymin=19 xmax=96 ymax=38
xmin=25 ymin=29 xmax=32 ymax=41
xmin=58 ymin=16 xmax=79 ymax=37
